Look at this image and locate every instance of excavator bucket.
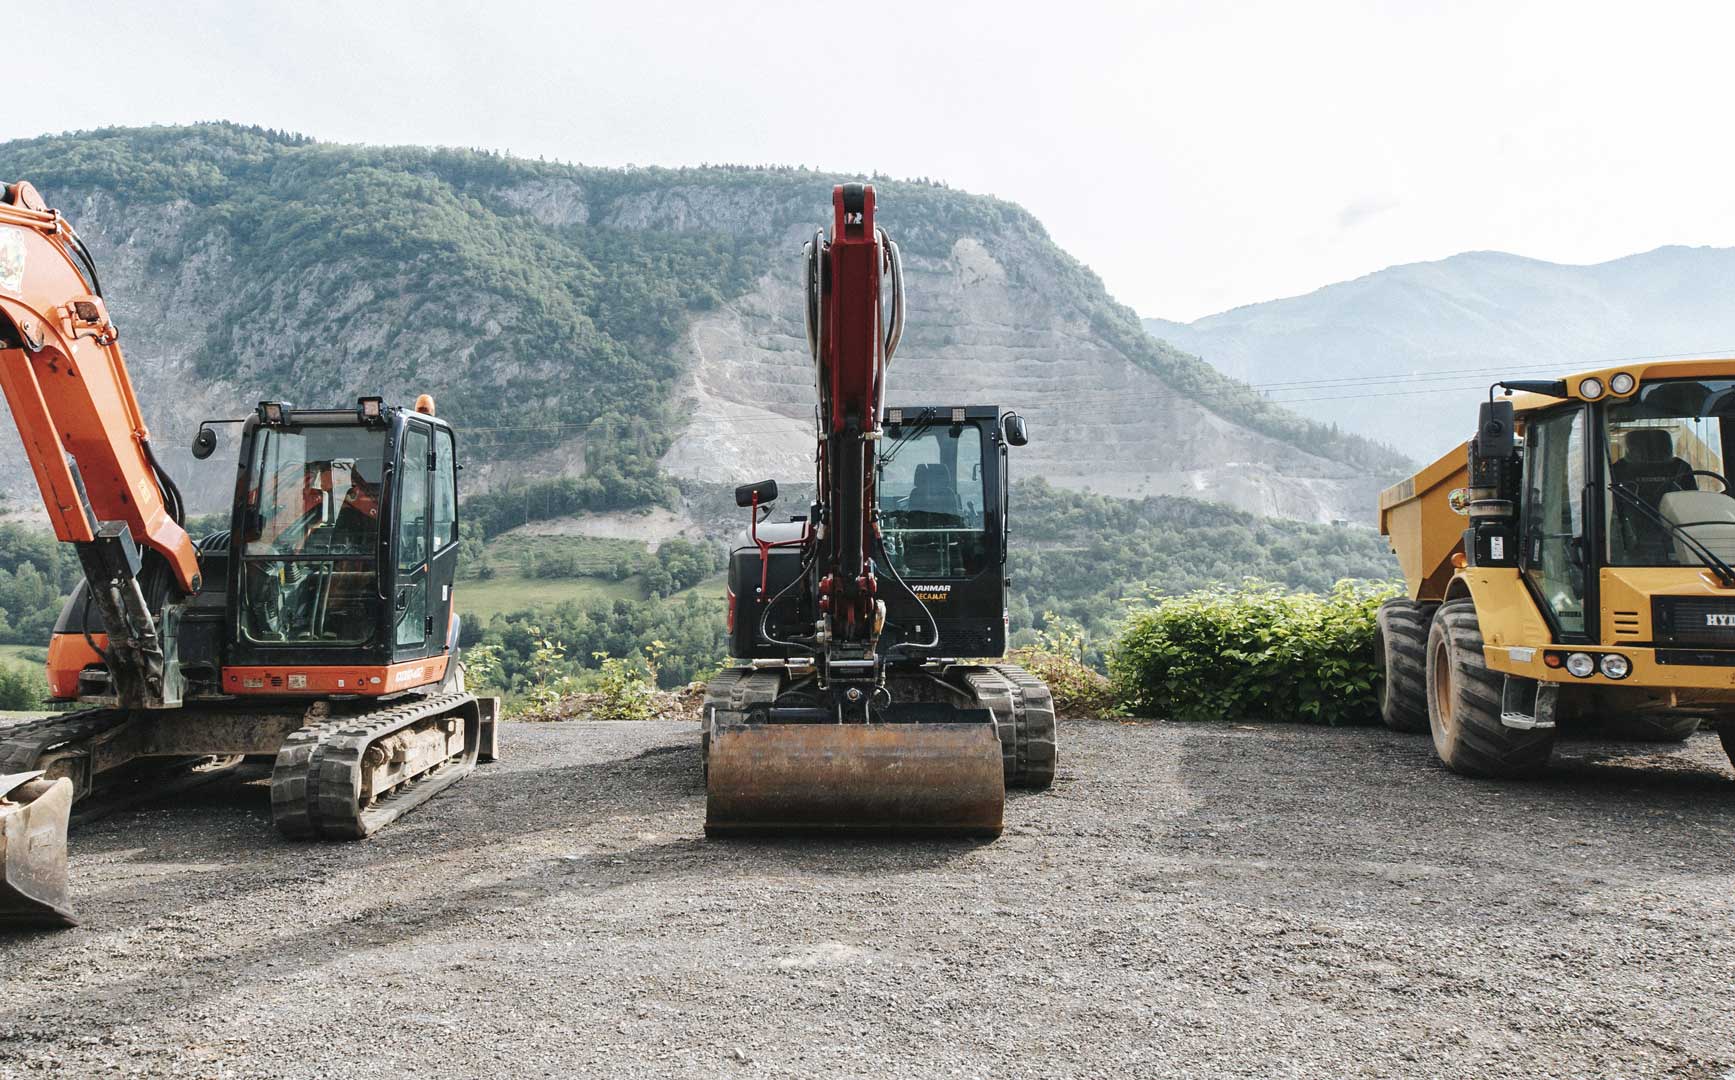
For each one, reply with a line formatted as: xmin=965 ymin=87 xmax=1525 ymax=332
xmin=0 ymin=772 xmax=76 ymax=928
xmin=706 ymin=723 xmax=1005 ymax=837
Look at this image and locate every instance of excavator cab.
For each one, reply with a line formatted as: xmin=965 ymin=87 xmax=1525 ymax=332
xmin=48 ymin=398 xmax=464 ymax=701
xmin=224 ymin=400 xmax=461 ymax=681
xmin=724 ymin=405 xmax=1022 ymax=665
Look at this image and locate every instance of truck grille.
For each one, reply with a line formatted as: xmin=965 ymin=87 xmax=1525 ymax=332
xmin=1651 ymin=597 xmax=1735 ymax=648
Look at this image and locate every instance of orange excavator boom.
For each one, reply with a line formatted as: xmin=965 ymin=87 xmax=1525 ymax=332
xmin=0 ymin=181 xmax=200 ymax=593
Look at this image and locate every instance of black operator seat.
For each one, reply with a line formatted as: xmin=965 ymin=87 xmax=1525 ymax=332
xmin=1612 ymin=428 xmax=1696 ymax=508
xmin=908 ymin=463 xmax=964 ymax=525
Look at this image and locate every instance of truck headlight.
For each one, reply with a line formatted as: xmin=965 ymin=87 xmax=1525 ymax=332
xmin=1565 ymin=652 xmax=1596 ymax=677
xmin=1599 ymin=653 xmax=1630 ymax=679
xmin=1578 ymin=378 xmax=1604 ymax=400
xmin=1609 ymin=372 xmax=1635 ymax=395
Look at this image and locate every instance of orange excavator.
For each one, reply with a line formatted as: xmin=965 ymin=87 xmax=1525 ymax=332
xmin=0 ymin=181 xmax=496 ymax=927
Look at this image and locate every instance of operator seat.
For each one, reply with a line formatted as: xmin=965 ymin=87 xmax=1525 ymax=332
xmin=908 ymin=463 xmax=963 ymax=524
xmin=898 ymin=463 xmax=964 ymax=576
xmin=1612 ymin=428 xmax=1696 ymax=506
xmin=1612 ymin=428 xmax=1696 ymax=562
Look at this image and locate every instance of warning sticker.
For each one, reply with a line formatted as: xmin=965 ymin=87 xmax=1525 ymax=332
xmin=0 ymin=227 xmax=24 ymax=295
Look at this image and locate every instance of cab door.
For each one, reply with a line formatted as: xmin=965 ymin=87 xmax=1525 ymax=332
xmin=426 ymin=425 xmax=460 ymax=658
xmin=391 ymin=421 xmax=434 ymax=661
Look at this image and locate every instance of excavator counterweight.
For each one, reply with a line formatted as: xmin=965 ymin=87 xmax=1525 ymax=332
xmin=701 ymin=185 xmax=1056 ymax=836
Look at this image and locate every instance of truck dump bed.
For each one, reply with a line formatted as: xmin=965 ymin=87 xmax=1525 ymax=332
xmin=1378 ymin=442 xmax=1468 ymax=603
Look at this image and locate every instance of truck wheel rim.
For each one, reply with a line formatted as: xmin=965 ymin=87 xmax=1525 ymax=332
xmin=1374 ymin=625 xmax=1389 ymax=712
xmin=1432 ymin=637 xmax=1454 ymax=732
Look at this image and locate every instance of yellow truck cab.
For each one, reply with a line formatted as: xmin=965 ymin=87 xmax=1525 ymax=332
xmin=1378 ymin=358 xmax=1735 ymax=776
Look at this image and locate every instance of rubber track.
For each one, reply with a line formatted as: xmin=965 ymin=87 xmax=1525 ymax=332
xmin=1377 ymin=599 xmax=1433 ymax=733
xmin=962 ymin=665 xmax=1058 ymax=789
xmin=297 ymin=692 xmax=479 ymax=841
xmin=1428 ymin=600 xmax=1555 ymax=777
xmin=699 ymin=668 xmax=748 ymax=772
xmin=0 ymin=710 xmax=129 ymax=795
xmin=269 ymin=715 xmax=350 ymax=840
xmin=995 ymin=663 xmax=1058 ymax=789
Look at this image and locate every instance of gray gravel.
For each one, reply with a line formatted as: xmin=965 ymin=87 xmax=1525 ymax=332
xmin=2 ymin=718 xmax=1734 ymax=1079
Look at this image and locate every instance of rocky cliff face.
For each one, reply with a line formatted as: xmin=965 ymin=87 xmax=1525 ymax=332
xmin=0 ymin=125 xmax=1405 ymax=525
xmin=660 ymin=233 xmax=1385 ymax=522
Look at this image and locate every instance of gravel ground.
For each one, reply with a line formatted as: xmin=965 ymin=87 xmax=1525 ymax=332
xmin=3 ymin=718 xmax=1734 ymax=1079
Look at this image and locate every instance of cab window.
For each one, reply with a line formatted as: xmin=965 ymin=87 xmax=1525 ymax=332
xmin=877 ymin=421 xmax=988 ymax=578
xmin=238 ymin=424 xmax=385 ymax=645
xmin=433 ymin=429 xmax=457 ymax=551
xmin=1521 ymin=407 xmax=1587 ymax=635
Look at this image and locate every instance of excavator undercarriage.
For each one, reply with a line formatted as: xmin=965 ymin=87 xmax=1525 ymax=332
xmin=703 ymin=663 xmax=1056 ymax=835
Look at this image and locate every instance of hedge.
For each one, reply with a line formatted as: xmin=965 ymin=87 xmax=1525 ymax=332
xmin=1109 ymin=581 xmax=1397 ymax=726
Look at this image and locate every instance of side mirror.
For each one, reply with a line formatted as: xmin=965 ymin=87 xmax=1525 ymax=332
xmin=191 ymin=426 xmax=218 ymax=460
xmin=1001 ymin=412 xmax=1029 ymax=447
xmin=735 ymin=479 xmax=779 ymax=508
xmin=1475 ymin=400 xmax=1516 ymax=459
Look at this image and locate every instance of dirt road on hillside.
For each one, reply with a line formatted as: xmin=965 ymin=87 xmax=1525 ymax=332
xmin=2 ymin=718 xmax=1733 ymax=1079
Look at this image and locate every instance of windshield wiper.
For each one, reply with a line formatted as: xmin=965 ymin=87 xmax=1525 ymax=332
xmin=1607 ymin=482 xmax=1735 ymax=587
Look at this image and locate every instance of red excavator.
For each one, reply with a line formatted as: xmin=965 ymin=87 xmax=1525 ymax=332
xmin=702 ymin=184 xmax=1058 ymax=835
xmin=0 ymin=180 xmax=496 ymax=927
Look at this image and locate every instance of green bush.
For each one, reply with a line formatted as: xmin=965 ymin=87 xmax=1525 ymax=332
xmin=1109 ymin=581 xmax=1397 ymax=726
xmin=586 ymin=646 xmax=662 ymax=722
xmin=0 ymin=662 xmax=49 ymax=712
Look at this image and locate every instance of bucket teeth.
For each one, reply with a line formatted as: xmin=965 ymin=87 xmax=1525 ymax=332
xmin=0 ymin=771 xmax=77 ymax=929
xmin=705 ymin=724 xmax=1005 ymax=837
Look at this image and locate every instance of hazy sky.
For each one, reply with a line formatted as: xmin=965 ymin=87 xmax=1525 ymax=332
xmin=6 ymin=0 xmax=1732 ymax=321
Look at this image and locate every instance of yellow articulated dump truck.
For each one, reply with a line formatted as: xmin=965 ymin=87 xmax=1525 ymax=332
xmin=1379 ymin=358 xmax=1735 ymax=776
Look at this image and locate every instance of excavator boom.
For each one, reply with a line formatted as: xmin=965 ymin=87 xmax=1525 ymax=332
xmin=0 ymin=182 xmax=199 ymax=590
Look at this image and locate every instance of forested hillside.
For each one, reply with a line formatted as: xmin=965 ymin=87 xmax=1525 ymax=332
xmin=0 ymin=123 xmax=1406 ymax=522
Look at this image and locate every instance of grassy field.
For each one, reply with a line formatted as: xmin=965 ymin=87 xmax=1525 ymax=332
xmin=0 ymin=644 xmax=47 ymax=668
xmin=458 ymin=574 xmax=643 ymax=623
xmin=455 ymin=533 xmax=726 ymax=625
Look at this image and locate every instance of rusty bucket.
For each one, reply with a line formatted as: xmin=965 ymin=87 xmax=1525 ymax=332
xmin=0 ymin=771 xmax=77 ymax=929
xmin=705 ymin=723 xmax=1005 ymax=838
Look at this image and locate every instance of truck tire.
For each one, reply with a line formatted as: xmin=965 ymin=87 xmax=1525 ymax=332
xmin=1376 ymin=599 xmax=1434 ymax=732
xmin=1720 ymin=726 xmax=1735 ymax=771
xmin=1426 ymin=599 xmax=1556 ymax=777
xmin=1602 ymin=713 xmax=1701 ymax=743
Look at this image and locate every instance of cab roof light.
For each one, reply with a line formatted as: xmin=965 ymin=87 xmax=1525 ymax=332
xmin=1609 ymin=372 xmax=1636 ymax=396
xmin=257 ymin=401 xmax=292 ymax=426
xmin=356 ymin=396 xmax=386 ymax=424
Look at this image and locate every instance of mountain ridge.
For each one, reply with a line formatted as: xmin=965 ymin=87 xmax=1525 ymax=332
xmin=0 ymin=122 xmax=1407 ymax=523
xmin=1145 ymin=243 xmax=1735 ymax=456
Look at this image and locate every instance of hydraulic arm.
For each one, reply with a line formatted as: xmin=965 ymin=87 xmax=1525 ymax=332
xmin=0 ymin=181 xmax=198 ymax=710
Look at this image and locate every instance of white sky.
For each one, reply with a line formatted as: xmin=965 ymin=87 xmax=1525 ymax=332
xmin=6 ymin=0 xmax=1733 ymax=321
